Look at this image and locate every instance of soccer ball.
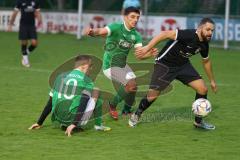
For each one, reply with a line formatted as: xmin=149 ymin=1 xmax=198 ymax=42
xmin=192 ymin=98 xmax=212 ymax=117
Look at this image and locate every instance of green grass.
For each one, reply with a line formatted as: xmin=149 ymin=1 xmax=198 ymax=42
xmin=0 ymin=31 xmax=240 ymax=160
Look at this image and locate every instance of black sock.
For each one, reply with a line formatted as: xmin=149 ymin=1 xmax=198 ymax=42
xmin=195 ymin=116 xmax=202 ymax=124
xmin=135 ymin=96 xmax=155 ymax=116
xmin=28 ymin=45 xmax=36 ymax=52
xmin=21 ymin=45 xmax=27 ymax=55
xmin=195 ymin=93 xmax=207 ymax=100
xmin=194 ymin=93 xmax=207 ymax=123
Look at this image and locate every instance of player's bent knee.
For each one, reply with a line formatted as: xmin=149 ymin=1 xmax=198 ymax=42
xmin=125 ymin=80 xmax=137 ymax=92
xmin=125 ymin=84 xmax=137 ymax=93
xmin=31 ymin=40 xmax=38 ymax=47
xmin=32 ymin=43 xmax=38 ymax=47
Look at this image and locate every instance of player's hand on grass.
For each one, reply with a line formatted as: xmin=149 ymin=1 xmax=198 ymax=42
xmin=65 ymin=124 xmax=76 ymax=137
xmin=28 ymin=123 xmax=41 ymax=130
xmin=210 ymin=80 xmax=217 ymax=93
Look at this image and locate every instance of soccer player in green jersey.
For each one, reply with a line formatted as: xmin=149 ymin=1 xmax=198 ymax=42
xmin=84 ymin=7 xmax=158 ymax=120
xmin=29 ymin=55 xmax=111 ymax=136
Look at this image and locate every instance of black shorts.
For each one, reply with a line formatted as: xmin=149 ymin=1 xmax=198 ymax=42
xmin=19 ymin=25 xmax=37 ymax=40
xmin=149 ymin=62 xmax=202 ymax=91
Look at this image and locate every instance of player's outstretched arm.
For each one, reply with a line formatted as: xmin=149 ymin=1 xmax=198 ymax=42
xmin=202 ymin=58 xmax=217 ymax=93
xmin=83 ymin=27 xmax=108 ymax=37
xmin=7 ymin=10 xmax=18 ymax=32
xmin=136 ymin=30 xmax=176 ymax=56
xmin=135 ymin=47 xmax=159 ymax=60
xmin=147 ymin=30 xmax=176 ymax=49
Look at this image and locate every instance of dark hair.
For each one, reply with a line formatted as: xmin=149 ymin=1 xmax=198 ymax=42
xmin=123 ymin=7 xmax=140 ymax=15
xmin=75 ymin=55 xmax=92 ymax=67
xmin=198 ymin=17 xmax=215 ymax=26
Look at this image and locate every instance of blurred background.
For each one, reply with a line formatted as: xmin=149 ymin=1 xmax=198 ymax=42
xmin=1 ymin=0 xmax=240 ymax=15
xmin=0 ymin=0 xmax=240 ymax=49
xmin=0 ymin=0 xmax=240 ymax=14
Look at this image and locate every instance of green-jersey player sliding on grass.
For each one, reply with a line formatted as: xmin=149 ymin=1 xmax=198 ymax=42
xmin=84 ymin=7 xmax=158 ymax=120
xmin=29 ymin=55 xmax=111 ymax=136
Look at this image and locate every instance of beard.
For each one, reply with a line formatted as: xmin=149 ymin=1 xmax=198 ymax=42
xmin=201 ymin=31 xmax=212 ymax=42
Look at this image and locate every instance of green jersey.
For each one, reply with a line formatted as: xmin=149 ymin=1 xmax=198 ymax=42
xmin=51 ymin=69 xmax=94 ymax=125
xmin=103 ymin=22 xmax=142 ymax=70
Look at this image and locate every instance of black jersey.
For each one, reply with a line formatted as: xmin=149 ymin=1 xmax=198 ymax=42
xmin=155 ymin=29 xmax=209 ymax=66
xmin=15 ymin=0 xmax=40 ymax=26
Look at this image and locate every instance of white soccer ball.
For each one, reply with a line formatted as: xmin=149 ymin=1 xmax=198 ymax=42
xmin=192 ymin=98 xmax=212 ymax=117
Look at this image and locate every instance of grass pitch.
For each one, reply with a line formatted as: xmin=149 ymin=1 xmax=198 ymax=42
xmin=0 ymin=31 xmax=239 ymax=160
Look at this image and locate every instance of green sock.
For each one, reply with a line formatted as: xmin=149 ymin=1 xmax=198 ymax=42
xmin=122 ymin=92 xmax=136 ymax=113
xmin=94 ymin=98 xmax=103 ymax=126
xmin=110 ymin=85 xmax=127 ymax=107
xmin=122 ymin=104 xmax=132 ymax=113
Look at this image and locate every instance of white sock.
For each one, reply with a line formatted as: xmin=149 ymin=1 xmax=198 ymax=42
xmin=26 ymin=48 xmax=30 ymax=55
xmin=23 ymin=55 xmax=29 ymax=63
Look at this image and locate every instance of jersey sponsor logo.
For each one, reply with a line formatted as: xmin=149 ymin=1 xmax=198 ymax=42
xmin=179 ymin=47 xmax=201 ymax=58
xmin=119 ymin=39 xmax=133 ymax=50
xmin=179 ymin=51 xmax=193 ymax=58
xmin=24 ymin=6 xmax=35 ymax=12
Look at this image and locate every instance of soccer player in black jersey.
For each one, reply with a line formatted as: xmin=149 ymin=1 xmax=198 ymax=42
xmin=8 ymin=0 xmax=42 ymax=67
xmin=130 ymin=18 xmax=217 ymax=130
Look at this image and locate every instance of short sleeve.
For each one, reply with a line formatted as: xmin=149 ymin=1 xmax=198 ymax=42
xmin=200 ymin=43 xmax=209 ymax=59
xmin=49 ymin=89 xmax=53 ymax=97
xmin=134 ymin=32 xmax=143 ymax=48
xmin=104 ymin=23 xmax=120 ymax=36
xmin=176 ymin=29 xmax=196 ymax=41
